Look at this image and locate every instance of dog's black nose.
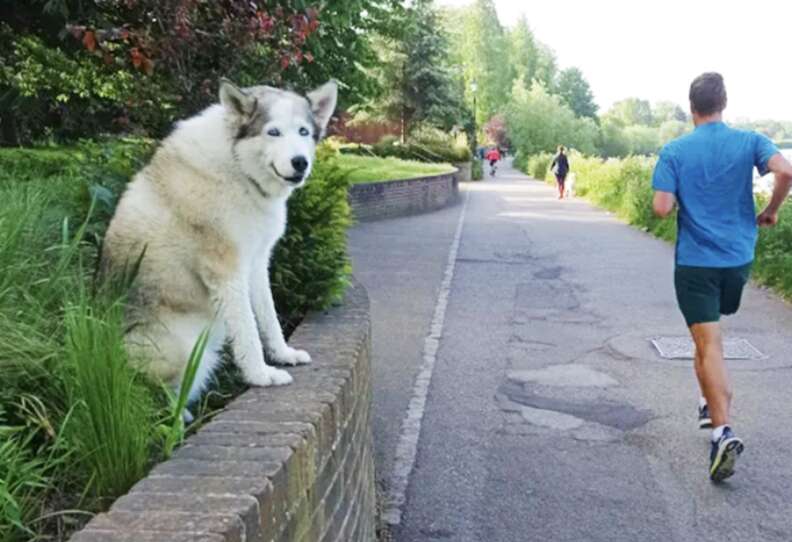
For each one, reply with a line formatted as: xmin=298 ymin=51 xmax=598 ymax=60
xmin=291 ymin=156 xmax=308 ymax=173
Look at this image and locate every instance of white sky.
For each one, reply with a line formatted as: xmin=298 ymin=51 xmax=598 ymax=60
xmin=438 ymin=0 xmax=792 ymax=121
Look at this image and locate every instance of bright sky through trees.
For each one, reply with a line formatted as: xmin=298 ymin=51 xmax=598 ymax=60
xmin=439 ymin=0 xmax=792 ymax=121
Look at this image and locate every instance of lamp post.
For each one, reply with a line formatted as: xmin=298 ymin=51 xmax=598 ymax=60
xmin=470 ymin=81 xmax=478 ymax=155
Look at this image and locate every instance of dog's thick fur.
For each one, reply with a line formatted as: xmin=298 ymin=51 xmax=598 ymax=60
xmin=102 ymin=79 xmax=337 ymax=400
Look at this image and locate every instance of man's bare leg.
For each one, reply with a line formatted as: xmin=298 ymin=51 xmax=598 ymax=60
xmin=690 ymin=322 xmax=731 ymax=427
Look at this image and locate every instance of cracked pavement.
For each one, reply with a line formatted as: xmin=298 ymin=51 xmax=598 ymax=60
xmin=349 ymin=160 xmax=792 ymax=542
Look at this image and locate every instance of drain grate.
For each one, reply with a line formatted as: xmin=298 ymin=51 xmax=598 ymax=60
xmin=651 ymin=337 xmax=766 ymax=360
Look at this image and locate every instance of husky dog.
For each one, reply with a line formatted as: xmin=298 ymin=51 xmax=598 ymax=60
xmin=564 ymin=172 xmax=576 ymax=198
xmin=101 ymin=79 xmax=338 ymax=400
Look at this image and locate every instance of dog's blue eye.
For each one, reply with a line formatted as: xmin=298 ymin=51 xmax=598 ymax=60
xmin=299 ymin=127 xmax=310 ymax=137
xmin=267 ymin=128 xmax=281 ymax=137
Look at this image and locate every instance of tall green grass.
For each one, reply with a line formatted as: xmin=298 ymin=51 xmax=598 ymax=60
xmin=0 ymin=151 xmax=202 ymax=539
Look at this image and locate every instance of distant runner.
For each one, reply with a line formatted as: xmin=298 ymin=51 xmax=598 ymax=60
xmin=486 ymin=147 xmax=501 ymax=176
xmin=550 ymin=145 xmax=570 ymax=199
xmin=652 ymin=72 xmax=792 ymax=482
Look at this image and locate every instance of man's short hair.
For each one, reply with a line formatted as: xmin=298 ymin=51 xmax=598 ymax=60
xmin=689 ymin=72 xmax=727 ymax=115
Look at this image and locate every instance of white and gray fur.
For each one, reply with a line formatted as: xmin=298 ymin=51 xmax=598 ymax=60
xmin=101 ymin=79 xmax=338 ymax=401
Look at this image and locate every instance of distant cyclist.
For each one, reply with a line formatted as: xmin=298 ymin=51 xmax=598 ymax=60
xmin=485 ymin=147 xmax=501 ymax=176
xmin=550 ymin=145 xmax=570 ymax=199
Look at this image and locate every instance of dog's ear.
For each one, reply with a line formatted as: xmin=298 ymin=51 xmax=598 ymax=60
xmin=307 ymin=80 xmax=338 ymax=137
xmin=219 ymin=79 xmax=257 ymax=117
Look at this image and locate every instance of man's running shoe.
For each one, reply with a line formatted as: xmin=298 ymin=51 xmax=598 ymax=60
xmin=709 ymin=427 xmax=744 ymax=482
xmin=698 ymin=403 xmax=713 ymax=429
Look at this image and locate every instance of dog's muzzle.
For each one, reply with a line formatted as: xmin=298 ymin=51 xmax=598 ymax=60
xmin=271 ymin=164 xmax=304 ymax=184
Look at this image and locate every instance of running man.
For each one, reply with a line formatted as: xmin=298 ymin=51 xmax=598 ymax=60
xmin=652 ymin=72 xmax=792 ymax=482
xmin=551 ymin=145 xmax=570 ymax=199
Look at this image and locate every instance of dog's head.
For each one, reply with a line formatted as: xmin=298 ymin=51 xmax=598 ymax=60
xmin=219 ymin=79 xmax=337 ymax=195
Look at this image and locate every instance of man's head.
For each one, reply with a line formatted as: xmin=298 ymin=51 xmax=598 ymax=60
xmin=557 ymin=145 xmax=565 ymax=154
xmin=689 ymin=72 xmax=727 ymax=122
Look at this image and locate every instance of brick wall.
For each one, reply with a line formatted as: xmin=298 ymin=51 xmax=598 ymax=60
xmin=70 ymin=280 xmax=375 ymax=542
xmin=348 ymin=170 xmax=460 ymax=222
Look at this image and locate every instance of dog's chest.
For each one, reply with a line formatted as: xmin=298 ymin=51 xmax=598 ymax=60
xmin=225 ymin=198 xmax=287 ymax=263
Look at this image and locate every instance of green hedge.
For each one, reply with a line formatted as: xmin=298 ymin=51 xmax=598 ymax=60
xmin=0 ymin=139 xmax=351 ymax=540
xmin=517 ymin=152 xmax=792 ymax=299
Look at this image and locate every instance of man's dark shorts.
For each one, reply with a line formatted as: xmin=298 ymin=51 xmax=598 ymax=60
xmin=555 ymin=173 xmax=566 ymax=185
xmin=674 ymin=263 xmax=752 ymax=327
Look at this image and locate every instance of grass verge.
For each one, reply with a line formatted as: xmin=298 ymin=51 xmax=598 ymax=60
xmin=335 ymin=154 xmax=455 ymax=184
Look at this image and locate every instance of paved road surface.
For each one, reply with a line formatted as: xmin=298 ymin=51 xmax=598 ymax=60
xmin=349 ymin=160 xmax=792 ymax=542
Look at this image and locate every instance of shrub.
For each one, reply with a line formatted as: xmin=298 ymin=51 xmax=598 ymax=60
xmin=754 ymin=202 xmax=792 ymax=299
xmin=360 ymin=132 xmax=469 ymax=164
xmin=526 ymin=152 xmax=553 ymax=180
xmin=0 ymin=2 xmax=394 ymax=144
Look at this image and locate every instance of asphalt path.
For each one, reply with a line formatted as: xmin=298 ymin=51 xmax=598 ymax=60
xmin=349 ymin=160 xmax=792 ymax=542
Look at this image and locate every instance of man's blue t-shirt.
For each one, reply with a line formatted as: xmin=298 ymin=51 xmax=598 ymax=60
xmin=652 ymin=121 xmax=778 ymax=267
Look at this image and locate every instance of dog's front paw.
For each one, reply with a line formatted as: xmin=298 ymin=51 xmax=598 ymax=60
xmin=271 ymin=346 xmax=312 ymax=366
xmin=245 ymin=367 xmax=294 ymax=387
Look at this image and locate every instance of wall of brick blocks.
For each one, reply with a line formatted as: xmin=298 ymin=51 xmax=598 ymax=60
xmin=348 ymin=169 xmax=461 ymax=222
xmin=70 ymin=279 xmax=375 ymax=542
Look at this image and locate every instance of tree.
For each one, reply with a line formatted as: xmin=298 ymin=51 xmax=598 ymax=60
xmin=403 ymin=0 xmax=466 ymax=132
xmin=450 ymin=0 xmax=513 ymax=124
xmin=623 ymin=125 xmax=661 ymax=155
xmin=604 ymin=98 xmax=654 ymax=127
xmin=505 ymin=78 xmax=597 ymax=157
xmin=597 ymin=119 xmax=630 ymax=158
xmin=534 ymin=43 xmax=558 ymax=90
xmin=555 ymin=67 xmax=598 ymax=119
xmin=0 ymin=0 xmax=403 ymax=143
xmin=508 ymin=17 xmax=539 ymax=86
xmin=365 ymin=0 xmax=467 ymax=138
xmin=484 ymin=114 xmax=508 ymax=147
xmin=653 ymin=101 xmax=688 ymax=126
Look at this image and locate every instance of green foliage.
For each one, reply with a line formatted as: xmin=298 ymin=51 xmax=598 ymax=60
xmin=555 ymin=67 xmax=598 ymax=119
xmin=604 ymin=98 xmax=654 ymax=128
xmin=162 ymin=327 xmax=211 ymax=459
xmin=733 ymin=119 xmax=792 ymax=143
xmin=597 ymin=119 xmax=631 ymax=158
xmin=652 ymin=101 xmax=688 ymax=125
xmin=447 ymin=0 xmax=516 ymax=125
xmin=0 ymin=422 xmax=63 ymax=542
xmin=364 ymin=0 xmax=468 ymax=136
xmin=505 ymin=79 xmax=598 ymax=157
xmin=622 ymin=125 xmax=661 ymax=156
xmin=597 ymin=99 xmax=692 ymax=158
xmin=754 ymin=202 xmax=792 ymax=299
xmin=526 ymin=152 xmax=553 ymax=180
xmin=62 ymin=290 xmax=156 ymax=501
xmin=0 ymin=1 xmax=402 ymax=144
xmin=348 ymin=130 xmax=471 ymax=163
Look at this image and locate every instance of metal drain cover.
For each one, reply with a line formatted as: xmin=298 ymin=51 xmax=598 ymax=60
xmin=651 ymin=337 xmax=766 ymax=360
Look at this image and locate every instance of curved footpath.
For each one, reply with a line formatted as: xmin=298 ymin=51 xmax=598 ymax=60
xmin=350 ymin=159 xmax=792 ymax=542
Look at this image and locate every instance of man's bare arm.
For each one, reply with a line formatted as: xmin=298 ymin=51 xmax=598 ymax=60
xmin=653 ymin=190 xmax=676 ymax=218
xmin=758 ymin=153 xmax=792 ymax=227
